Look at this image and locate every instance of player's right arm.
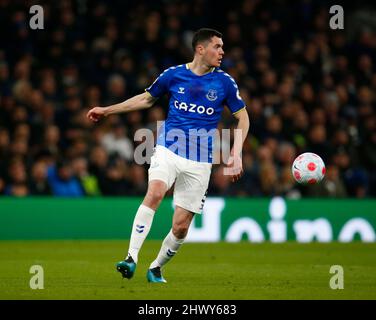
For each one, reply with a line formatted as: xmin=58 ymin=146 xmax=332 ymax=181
xmin=87 ymin=92 xmax=157 ymax=122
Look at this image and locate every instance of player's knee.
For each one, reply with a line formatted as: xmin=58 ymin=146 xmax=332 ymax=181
xmin=172 ymin=223 xmax=189 ymax=239
xmin=146 ymin=189 xmax=165 ymax=205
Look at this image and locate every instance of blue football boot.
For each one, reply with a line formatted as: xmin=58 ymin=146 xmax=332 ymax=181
xmin=116 ymin=256 xmax=136 ymax=279
xmin=147 ymin=267 xmax=167 ymax=283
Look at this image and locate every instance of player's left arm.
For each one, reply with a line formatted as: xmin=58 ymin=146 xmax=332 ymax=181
xmin=222 ymin=73 xmax=250 ymax=182
xmin=231 ymin=107 xmax=249 ymax=156
xmin=227 ymin=108 xmax=250 ymax=182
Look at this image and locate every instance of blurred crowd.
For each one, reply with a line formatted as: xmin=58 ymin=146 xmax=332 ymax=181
xmin=0 ymin=0 xmax=375 ymax=198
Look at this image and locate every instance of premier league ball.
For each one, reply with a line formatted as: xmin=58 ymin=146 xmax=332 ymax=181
xmin=291 ymin=152 xmax=326 ymax=184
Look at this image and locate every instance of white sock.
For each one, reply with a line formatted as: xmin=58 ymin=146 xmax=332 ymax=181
xmin=150 ymin=229 xmax=185 ymax=269
xmin=126 ymin=204 xmax=155 ymax=263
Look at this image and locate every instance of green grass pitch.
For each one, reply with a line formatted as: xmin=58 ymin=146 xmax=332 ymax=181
xmin=0 ymin=241 xmax=375 ymax=300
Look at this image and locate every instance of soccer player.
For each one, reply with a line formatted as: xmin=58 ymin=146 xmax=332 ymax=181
xmin=87 ymin=28 xmax=250 ymax=283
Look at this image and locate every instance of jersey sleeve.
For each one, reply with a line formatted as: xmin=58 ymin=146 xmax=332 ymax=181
xmin=223 ymin=74 xmax=246 ymax=114
xmin=145 ymin=67 xmax=174 ymax=98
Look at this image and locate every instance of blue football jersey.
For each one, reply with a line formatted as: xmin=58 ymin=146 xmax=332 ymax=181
xmin=146 ymin=63 xmax=245 ymax=163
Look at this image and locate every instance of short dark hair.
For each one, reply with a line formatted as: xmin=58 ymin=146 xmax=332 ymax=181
xmin=192 ymin=28 xmax=222 ymax=51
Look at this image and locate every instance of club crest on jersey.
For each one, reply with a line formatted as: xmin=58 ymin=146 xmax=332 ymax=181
xmin=178 ymin=87 xmax=185 ymax=94
xmin=206 ymin=89 xmax=218 ymax=101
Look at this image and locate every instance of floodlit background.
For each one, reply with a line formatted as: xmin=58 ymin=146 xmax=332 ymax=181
xmin=0 ymin=0 xmax=375 ymax=199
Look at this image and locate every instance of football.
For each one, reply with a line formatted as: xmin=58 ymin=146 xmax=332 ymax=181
xmin=291 ymin=152 xmax=326 ymax=184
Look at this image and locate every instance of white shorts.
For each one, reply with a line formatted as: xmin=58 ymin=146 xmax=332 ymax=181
xmin=148 ymin=145 xmax=212 ymax=214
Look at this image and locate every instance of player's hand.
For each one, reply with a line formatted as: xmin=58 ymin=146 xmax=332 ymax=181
xmin=225 ymin=154 xmax=243 ymax=182
xmin=87 ymin=107 xmax=107 ymax=122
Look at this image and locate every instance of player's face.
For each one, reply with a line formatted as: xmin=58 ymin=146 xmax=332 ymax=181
xmin=203 ymin=36 xmax=224 ymax=67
